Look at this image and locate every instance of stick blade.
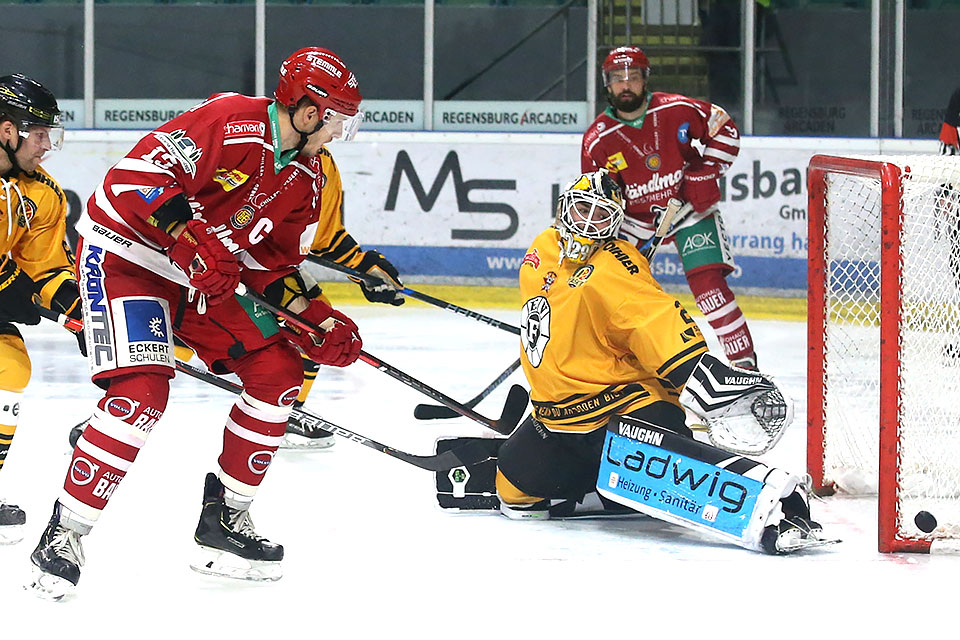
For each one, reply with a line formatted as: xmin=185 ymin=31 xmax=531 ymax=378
xmin=413 ymin=403 xmax=461 ymax=420
xmin=490 ymin=384 xmax=529 ymax=435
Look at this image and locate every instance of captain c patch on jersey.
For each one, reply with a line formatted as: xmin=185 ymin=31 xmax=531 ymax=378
xmin=521 ymin=296 xmax=551 ymax=368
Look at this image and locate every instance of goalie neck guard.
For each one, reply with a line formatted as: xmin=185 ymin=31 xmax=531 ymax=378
xmin=555 ymin=168 xmax=625 ymax=265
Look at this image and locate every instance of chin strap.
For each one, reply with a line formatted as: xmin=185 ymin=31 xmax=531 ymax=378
xmin=286 ymin=106 xmax=323 ymax=152
xmin=1 ymin=136 xmax=22 ymax=178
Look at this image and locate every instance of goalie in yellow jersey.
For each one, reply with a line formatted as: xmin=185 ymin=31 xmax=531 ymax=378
xmin=0 ymin=75 xmax=83 ymax=544
xmin=494 ymin=169 xmax=835 ymax=554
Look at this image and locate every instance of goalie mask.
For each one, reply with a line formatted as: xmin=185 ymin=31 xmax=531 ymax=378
xmin=275 ymin=47 xmax=364 ymax=142
xmin=555 ymin=169 xmax=625 ymax=264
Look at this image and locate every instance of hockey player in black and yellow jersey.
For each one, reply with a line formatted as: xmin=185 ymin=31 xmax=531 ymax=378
xmin=497 ymin=169 xmax=707 ymax=513
xmin=495 ymin=169 xmax=834 ymax=554
xmin=0 ymin=74 xmax=82 ymax=544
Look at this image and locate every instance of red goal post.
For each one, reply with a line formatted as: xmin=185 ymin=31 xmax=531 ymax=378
xmin=807 ymin=153 xmax=960 ymax=553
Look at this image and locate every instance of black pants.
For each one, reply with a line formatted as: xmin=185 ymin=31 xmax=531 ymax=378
xmin=498 ymin=402 xmax=689 ymax=501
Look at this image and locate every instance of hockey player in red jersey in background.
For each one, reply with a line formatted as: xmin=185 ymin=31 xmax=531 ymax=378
xmin=581 ymin=46 xmax=758 ymax=369
xmin=28 ymin=47 xmax=369 ymax=599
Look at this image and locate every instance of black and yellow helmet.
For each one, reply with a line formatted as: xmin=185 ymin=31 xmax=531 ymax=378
xmin=555 ymin=168 xmax=625 ymax=264
xmin=0 ymin=74 xmax=61 ymax=130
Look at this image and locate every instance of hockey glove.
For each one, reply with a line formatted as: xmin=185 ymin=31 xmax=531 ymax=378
xmin=167 ymin=220 xmax=241 ymax=306
xmin=680 ymin=161 xmax=723 ymax=214
xmin=281 ymin=299 xmax=362 ymax=368
xmin=350 ymin=251 xmax=404 ymax=306
xmin=0 ymin=257 xmax=40 ymax=325
xmin=43 ymin=276 xmax=85 ymax=356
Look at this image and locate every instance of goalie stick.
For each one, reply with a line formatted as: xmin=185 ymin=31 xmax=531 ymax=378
xmin=639 ymin=198 xmax=694 ymax=261
xmin=34 ymin=305 xmax=495 ymax=472
xmin=236 ymin=287 xmax=529 ymax=436
xmin=413 ymin=357 xmax=522 ymax=421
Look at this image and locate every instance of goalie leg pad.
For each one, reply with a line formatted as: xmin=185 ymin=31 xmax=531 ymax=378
xmin=597 ymin=415 xmax=816 ymax=553
xmin=681 ymin=353 xmax=794 ymax=455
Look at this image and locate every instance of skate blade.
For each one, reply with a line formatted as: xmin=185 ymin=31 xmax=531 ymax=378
xmin=778 ymin=536 xmax=842 ymax=554
xmin=24 ymin=565 xmax=76 ymax=601
xmin=190 ymin=545 xmax=282 ymax=582
xmin=279 ymin=433 xmax=335 ymax=450
xmin=0 ymin=524 xmax=25 ymax=545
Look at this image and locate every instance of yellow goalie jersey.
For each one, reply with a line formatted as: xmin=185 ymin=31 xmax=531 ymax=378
xmin=0 ymin=165 xmax=77 ymax=313
xmin=519 ymin=228 xmax=708 ymax=433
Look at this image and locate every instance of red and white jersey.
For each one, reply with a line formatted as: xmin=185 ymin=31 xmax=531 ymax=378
xmin=581 ymin=92 xmax=740 ymax=224
xmin=83 ymin=92 xmax=323 ymax=291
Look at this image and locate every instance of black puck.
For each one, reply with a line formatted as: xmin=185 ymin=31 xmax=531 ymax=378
xmin=914 ymin=510 xmax=938 ymax=534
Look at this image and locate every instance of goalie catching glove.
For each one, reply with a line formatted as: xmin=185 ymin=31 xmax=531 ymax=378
xmin=680 ymin=353 xmax=794 ymax=456
xmin=679 ymin=160 xmax=723 ymax=214
xmin=350 ymin=251 xmax=404 ymax=306
xmin=166 ymin=219 xmax=241 ymax=306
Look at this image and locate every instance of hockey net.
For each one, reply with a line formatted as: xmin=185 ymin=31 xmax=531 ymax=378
xmin=808 ymin=154 xmax=960 ymax=553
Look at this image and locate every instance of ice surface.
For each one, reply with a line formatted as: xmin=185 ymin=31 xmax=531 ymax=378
xmin=1 ymin=307 xmax=956 ymax=637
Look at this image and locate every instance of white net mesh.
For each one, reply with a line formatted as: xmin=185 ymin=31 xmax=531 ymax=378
xmin=818 ymin=155 xmax=960 ymax=542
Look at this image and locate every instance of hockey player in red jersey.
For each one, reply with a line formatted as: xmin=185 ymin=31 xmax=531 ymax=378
xmin=581 ymin=46 xmax=758 ymax=369
xmin=28 ymin=47 xmax=367 ymax=599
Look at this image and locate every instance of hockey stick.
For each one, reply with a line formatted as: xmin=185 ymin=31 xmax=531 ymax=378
xmin=33 ymin=305 xmax=495 ymax=472
xmin=306 ymin=254 xmax=521 ymax=336
xmin=173 ymin=359 xmax=497 ymax=472
xmin=413 ymin=357 xmax=522 ymax=421
xmin=235 ymin=287 xmax=528 ymax=436
xmin=639 ymin=198 xmax=694 ymax=261
xmin=34 ymin=304 xmax=83 ymax=332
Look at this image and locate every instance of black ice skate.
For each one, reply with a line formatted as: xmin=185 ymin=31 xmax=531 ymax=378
xmin=26 ymin=501 xmax=85 ymax=601
xmin=280 ymin=409 xmax=335 ymax=450
xmin=0 ymin=501 xmax=26 ymax=544
xmin=760 ymin=490 xmax=840 ymax=554
xmin=68 ymin=417 xmax=89 ymax=450
xmin=190 ymin=473 xmax=283 ymax=581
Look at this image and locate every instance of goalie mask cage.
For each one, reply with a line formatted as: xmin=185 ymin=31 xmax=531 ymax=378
xmin=808 ymin=153 xmax=960 ymax=553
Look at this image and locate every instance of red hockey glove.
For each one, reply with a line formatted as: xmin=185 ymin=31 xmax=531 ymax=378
xmin=282 ymin=299 xmax=362 ymax=368
xmin=167 ymin=220 xmax=241 ymax=306
xmin=680 ymin=162 xmax=723 ymax=214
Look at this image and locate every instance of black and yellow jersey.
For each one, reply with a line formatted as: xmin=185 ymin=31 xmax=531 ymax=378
xmin=308 ymin=147 xmax=368 ymax=271
xmin=518 ymin=228 xmax=708 ymax=433
xmin=0 ymin=165 xmax=77 ymax=312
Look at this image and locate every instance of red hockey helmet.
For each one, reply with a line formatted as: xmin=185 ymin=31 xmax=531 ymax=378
xmin=275 ymin=47 xmax=362 ymax=117
xmin=601 ymin=46 xmax=650 ymax=86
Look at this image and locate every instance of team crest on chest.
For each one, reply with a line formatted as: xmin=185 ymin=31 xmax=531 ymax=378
xmin=521 ymin=296 xmax=551 ymax=368
xmin=645 ymin=153 xmax=661 ymax=171
xmin=568 ymin=264 xmax=594 ymax=288
xmin=17 ymin=196 xmax=37 ymax=227
xmin=231 ymin=205 xmax=255 ymax=229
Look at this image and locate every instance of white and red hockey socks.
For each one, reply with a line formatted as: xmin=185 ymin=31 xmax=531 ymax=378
xmin=687 ymin=268 xmax=756 ymax=367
